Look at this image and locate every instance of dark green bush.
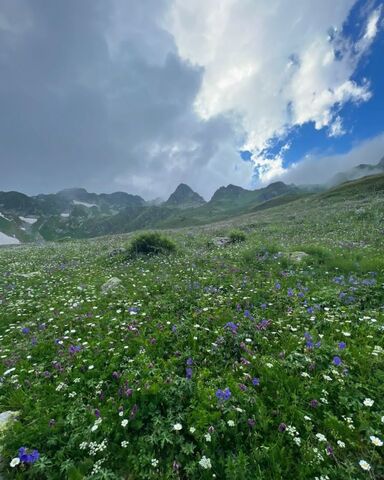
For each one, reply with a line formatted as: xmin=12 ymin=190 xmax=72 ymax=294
xmin=128 ymin=232 xmax=176 ymax=256
xmin=228 ymin=229 xmax=246 ymax=243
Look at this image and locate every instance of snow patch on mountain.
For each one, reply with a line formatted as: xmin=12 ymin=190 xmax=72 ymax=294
xmin=0 ymin=232 xmax=20 ymax=245
xmin=73 ymin=200 xmax=97 ymax=208
xmin=20 ymin=216 xmax=38 ymax=224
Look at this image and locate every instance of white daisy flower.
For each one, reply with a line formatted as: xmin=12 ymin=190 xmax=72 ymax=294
xmin=359 ymin=460 xmax=371 ymax=471
xmin=10 ymin=458 xmax=20 ymax=468
xmin=370 ymin=435 xmax=383 ymax=447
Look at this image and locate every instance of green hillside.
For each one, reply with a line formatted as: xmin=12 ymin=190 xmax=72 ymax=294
xmin=0 ymin=172 xmax=383 ymax=479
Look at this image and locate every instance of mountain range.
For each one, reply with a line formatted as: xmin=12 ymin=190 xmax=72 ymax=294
xmin=329 ymin=155 xmax=384 ymax=186
xmin=1 ymin=156 xmax=383 ymax=244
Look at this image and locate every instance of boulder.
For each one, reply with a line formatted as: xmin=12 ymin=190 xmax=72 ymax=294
xmin=212 ymin=237 xmax=232 ymax=247
xmin=101 ymin=277 xmax=122 ymax=294
xmin=0 ymin=411 xmax=19 ymax=432
xmin=108 ymin=247 xmax=127 ymax=258
xmin=288 ymin=251 xmax=309 ymax=262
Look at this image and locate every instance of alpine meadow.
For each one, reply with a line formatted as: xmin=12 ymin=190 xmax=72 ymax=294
xmin=0 ymin=1 xmax=384 ymax=479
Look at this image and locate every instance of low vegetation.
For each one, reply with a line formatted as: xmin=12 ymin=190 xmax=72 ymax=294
xmin=128 ymin=232 xmax=177 ymax=256
xmin=228 ymin=229 xmax=247 ymax=243
xmin=0 ymin=185 xmax=383 ymax=479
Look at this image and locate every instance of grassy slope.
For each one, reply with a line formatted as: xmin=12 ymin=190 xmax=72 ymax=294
xmin=0 ymin=175 xmax=383 ymax=478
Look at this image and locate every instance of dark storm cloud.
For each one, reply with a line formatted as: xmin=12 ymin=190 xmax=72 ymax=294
xmin=0 ymin=0 xmax=251 ymax=198
xmin=0 ymin=0 xmax=113 ymax=192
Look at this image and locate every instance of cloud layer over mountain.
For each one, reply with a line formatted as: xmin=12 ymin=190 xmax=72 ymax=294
xmin=0 ymin=0 xmax=382 ymax=198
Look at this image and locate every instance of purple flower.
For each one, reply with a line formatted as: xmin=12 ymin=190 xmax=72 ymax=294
xmin=215 ymin=387 xmax=231 ymax=401
xmin=333 ymin=356 xmax=342 ymax=366
xmin=338 ymin=342 xmax=346 ymax=350
xmin=252 ymin=377 xmax=260 ymax=386
xmin=240 ymin=357 xmax=251 ymax=366
xmin=310 ymin=399 xmax=319 ymax=408
xmin=68 ymin=345 xmax=81 ymax=355
xmin=186 ymin=367 xmax=193 ymax=380
xmin=21 ymin=327 xmax=30 ymax=334
xmin=225 ymin=322 xmax=238 ymax=333
xmin=256 ymin=319 xmax=270 ymax=330
xmin=247 ymin=418 xmax=256 ymax=428
xmin=278 ymin=423 xmax=287 ymax=432
xmin=186 ymin=358 xmax=193 ymax=366
xmin=18 ymin=447 xmax=40 ymax=464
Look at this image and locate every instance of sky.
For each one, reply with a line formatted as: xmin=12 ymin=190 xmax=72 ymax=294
xmin=0 ymin=0 xmax=383 ymax=200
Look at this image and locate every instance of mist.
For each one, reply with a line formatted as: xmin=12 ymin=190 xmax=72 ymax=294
xmin=276 ymin=132 xmax=384 ymax=186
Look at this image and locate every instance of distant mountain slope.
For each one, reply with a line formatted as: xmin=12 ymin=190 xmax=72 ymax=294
xmin=56 ymin=188 xmax=145 ymax=210
xmin=320 ymin=172 xmax=384 ymax=200
xmin=165 ymin=184 xmax=206 ymax=208
xmin=329 ymin=156 xmax=384 ymax=186
xmin=209 ymin=182 xmax=299 ymax=210
xmin=0 ymin=191 xmax=38 ymax=215
xmin=1 ymin=172 xmax=384 ymax=244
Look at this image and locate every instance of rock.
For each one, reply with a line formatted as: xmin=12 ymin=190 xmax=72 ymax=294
xmin=108 ymin=248 xmax=127 ymax=258
xmin=19 ymin=271 xmax=41 ymax=278
xmin=288 ymin=251 xmax=309 ymax=262
xmin=212 ymin=237 xmax=232 ymax=247
xmin=0 ymin=411 xmax=20 ymax=432
xmin=101 ymin=277 xmax=122 ymax=294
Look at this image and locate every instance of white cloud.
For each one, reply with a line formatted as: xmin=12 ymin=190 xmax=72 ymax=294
xmin=275 ymin=132 xmax=384 ymax=185
xmin=114 ymin=136 xmax=254 ymax=200
xmin=0 ymin=0 xmax=382 ymax=198
xmin=328 ymin=116 xmax=346 ymax=137
xmin=167 ymin=0 xmax=381 ymax=183
xmin=364 ymin=6 xmax=382 ymax=40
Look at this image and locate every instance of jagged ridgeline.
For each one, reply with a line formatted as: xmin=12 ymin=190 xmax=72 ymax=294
xmin=0 ymin=162 xmax=384 ymax=243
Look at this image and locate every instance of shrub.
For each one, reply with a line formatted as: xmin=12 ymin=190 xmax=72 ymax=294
xmin=128 ymin=232 xmax=176 ymax=256
xmin=228 ymin=229 xmax=246 ymax=243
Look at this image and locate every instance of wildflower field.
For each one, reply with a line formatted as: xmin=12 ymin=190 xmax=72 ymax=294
xmin=0 ymin=193 xmax=383 ymax=479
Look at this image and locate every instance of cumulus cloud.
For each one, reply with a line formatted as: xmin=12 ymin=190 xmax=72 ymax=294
xmin=275 ymin=132 xmax=384 ymax=185
xmin=0 ymin=0 xmax=253 ymax=199
xmin=0 ymin=0 xmax=382 ymax=198
xmin=167 ymin=0 xmax=381 ymax=182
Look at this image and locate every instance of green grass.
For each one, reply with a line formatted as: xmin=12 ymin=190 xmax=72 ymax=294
xmin=0 ymin=185 xmax=383 ymax=479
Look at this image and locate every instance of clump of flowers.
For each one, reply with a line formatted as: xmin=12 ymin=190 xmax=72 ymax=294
xmin=199 ymin=456 xmax=212 ymax=469
xmin=215 ymin=387 xmax=231 ymax=401
xmin=10 ymin=447 xmax=40 ymax=467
